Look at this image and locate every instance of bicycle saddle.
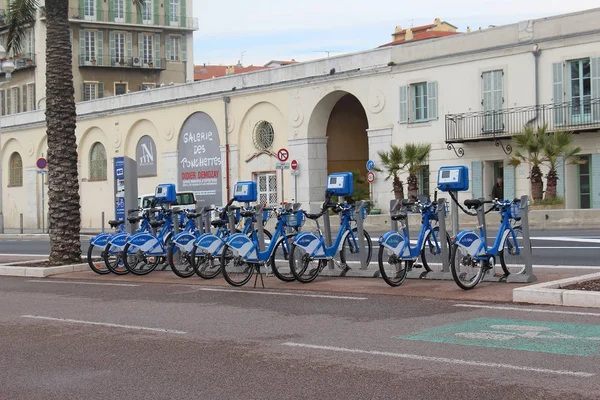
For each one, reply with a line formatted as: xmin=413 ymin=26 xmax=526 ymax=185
xmin=305 ymin=213 xmax=321 ymax=220
xmin=240 ymin=211 xmax=255 ymax=218
xmin=391 ymin=213 xmax=407 ymax=221
xmin=464 ymin=199 xmax=483 ymax=209
xmin=149 ymin=220 xmax=165 ymax=228
xmin=186 ymin=212 xmax=199 ymax=219
xmin=127 ymin=216 xmax=142 ymax=223
xmin=108 ymin=220 xmax=125 ymax=228
xmin=211 ymin=219 xmax=227 ymax=228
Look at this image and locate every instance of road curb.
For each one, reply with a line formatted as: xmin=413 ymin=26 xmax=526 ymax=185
xmin=0 ymin=234 xmax=95 ymax=240
xmin=513 ymin=272 xmax=600 ymax=308
xmin=0 ymin=263 xmax=89 ymax=277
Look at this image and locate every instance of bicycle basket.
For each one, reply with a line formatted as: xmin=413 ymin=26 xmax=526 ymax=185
xmin=510 ymin=201 xmax=522 ymax=220
xmin=347 ymin=204 xmax=368 ymax=222
xmin=284 ymin=210 xmax=305 ymax=228
xmin=252 ymin=209 xmax=271 ymax=223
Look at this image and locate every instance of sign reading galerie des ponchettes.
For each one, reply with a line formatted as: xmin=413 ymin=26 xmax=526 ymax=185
xmin=177 ymin=112 xmax=223 ymax=205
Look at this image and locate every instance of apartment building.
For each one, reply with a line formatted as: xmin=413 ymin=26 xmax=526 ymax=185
xmin=0 ymin=0 xmax=196 ymax=115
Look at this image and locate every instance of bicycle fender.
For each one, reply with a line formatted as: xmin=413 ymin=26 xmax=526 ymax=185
xmin=379 ymin=231 xmax=410 ymax=257
xmin=293 ymin=232 xmax=326 ymax=257
xmin=225 ymin=233 xmax=257 ymax=259
xmin=172 ymin=232 xmax=197 ymax=252
xmin=454 ymin=230 xmax=482 ymax=256
xmin=90 ymin=233 xmax=112 ymax=247
xmin=127 ymin=232 xmax=159 ymax=253
xmin=107 ymin=232 xmax=130 ymax=249
xmin=195 ymin=233 xmax=225 ymax=255
xmin=498 ymin=228 xmax=517 ymax=251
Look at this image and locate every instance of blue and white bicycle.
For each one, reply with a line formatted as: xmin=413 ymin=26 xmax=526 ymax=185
xmin=166 ymin=208 xmax=203 ymax=278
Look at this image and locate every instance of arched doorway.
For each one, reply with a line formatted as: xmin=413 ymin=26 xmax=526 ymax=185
xmin=326 ymin=93 xmax=369 ymax=195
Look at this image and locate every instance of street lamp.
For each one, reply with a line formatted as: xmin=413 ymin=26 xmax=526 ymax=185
xmin=0 ymin=44 xmax=15 ymax=233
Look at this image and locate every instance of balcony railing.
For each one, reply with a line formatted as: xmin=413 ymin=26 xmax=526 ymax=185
xmin=445 ymin=99 xmax=600 ymax=142
xmin=78 ymin=55 xmax=166 ymax=70
xmin=66 ymin=7 xmax=198 ymax=30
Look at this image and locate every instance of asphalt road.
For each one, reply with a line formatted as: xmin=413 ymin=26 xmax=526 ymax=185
xmin=1 ymin=229 xmax=599 ymax=267
xmin=0 ymin=277 xmax=599 ymax=399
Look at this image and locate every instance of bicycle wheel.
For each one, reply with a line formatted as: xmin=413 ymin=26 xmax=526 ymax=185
xmin=87 ymin=243 xmax=110 ymax=275
xmin=220 ymin=244 xmax=254 ymax=287
xmin=339 ymin=228 xmax=372 ymax=267
xmin=450 ymin=242 xmax=485 ymax=290
xmin=191 ymin=245 xmax=222 ymax=279
xmin=289 ymin=242 xmax=326 ymax=283
xmin=122 ymin=242 xmax=161 ymax=276
xmin=268 ymin=234 xmax=296 ymax=282
xmin=499 ymin=226 xmax=527 ymax=275
xmin=104 ymin=243 xmax=129 ymax=275
xmin=378 ymin=246 xmax=409 ymax=287
xmin=421 ymin=227 xmax=452 ymax=273
xmin=167 ymin=242 xmax=196 ymax=278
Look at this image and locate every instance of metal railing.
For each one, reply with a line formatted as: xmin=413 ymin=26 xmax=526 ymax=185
xmin=0 ymin=9 xmax=6 ymax=26
xmin=445 ymin=98 xmax=600 ymax=142
xmin=13 ymin=53 xmax=36 ymax=70
xmin=78 ymin=55 xmax=166 ymax=70
xmin=67 ymin=7 xmax=198 ymax=30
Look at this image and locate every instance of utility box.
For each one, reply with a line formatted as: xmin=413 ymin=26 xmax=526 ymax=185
xmin=114 ymin=156 xmax=138 ymax=233
xmin=233 ymin=181 xmax=257 ymax=203
xmin=327 ymin=172 xmax=354 ymax=196
xmin=155 ymin=184 xmax=177 ymax=204
xmin=437 ymin=166 xmax=469 ymax=192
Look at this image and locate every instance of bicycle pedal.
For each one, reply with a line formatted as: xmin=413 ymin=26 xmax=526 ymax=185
xmin=413 ymin=263 xmax=423 ymax=269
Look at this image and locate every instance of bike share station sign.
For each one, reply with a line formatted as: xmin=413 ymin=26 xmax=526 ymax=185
xmin=114 ymin=157 xmax=138 ymax=233
xmin=36 ymin=157 xmax=48 ymax=233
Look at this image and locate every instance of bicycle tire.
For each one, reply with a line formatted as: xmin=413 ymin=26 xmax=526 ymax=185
xmin=167 ymin=242 xmax=196 ymax=278
xmin=87 ymin=244 xmax=110 ymax=275
xmin=268 ymin=234 xmax=296 ymax=282
xmin=191 ymin=245 xmax=222 ymax=279
xmin=122 ymin=242 xmax=161 ymax=276
xmin=450 ymin=242 xmax=484 ymax=290
xmin=289 ymin=242 xmax=326 ymax=283
xmin=104 ymin=243 xmax=129 ymax=275
xmin=499 ymin=225 xmax=527 ymax=275
xmin=220 ymin=244 xmax=254 ymax=287
xmin=339 ymin=228 xmax=373 ymax=267
xmin=421 ymin=227 xmax=452 ymax=273
xmin=378 ymin=246 xmax=409 ymax=287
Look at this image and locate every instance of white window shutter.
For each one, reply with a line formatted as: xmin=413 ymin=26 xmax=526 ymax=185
xmin=591 ymin=57 xmax=600 ymax=122
xmin=126 ymin=33 xmax=132 ymax=60
xmin=96 ymin=31 xmax=103 ymax=65
xmin=154 ymin=33 xmax=160 ymax=67
xmin=482 ymin=71 xmax=492 ymax=111
xmin=552 ymin=62 xmax=565 ymax=126
xmin=427 ymin=81 xmax=438 ymax=120
xmin=166 ymin=35 xmax=171 ymax=61
xmin=182 ymin=35 xmax=187 ymax=62
xmin=109 ymin=32 xmax=115 ymax=64
xmin=399 ymin=85 xmax=408 ymax=123
xmin=98 ymin=82 xmax=104 ymax=99
xmin=79 ymin=29 xmax=85 ymax=65
xmin=138 ymin=33 xmax=144 ymax=59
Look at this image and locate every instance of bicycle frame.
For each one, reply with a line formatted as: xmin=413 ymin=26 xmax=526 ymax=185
xmin=170 ymin=213 xmax=200 ymax=253
xmin=126 ymin=213 xmax=174 ymax=256
xmin=292 ymin=207 xmax=355 ymax=259
xmin=194 ymin=211 xmax=254 ymax=257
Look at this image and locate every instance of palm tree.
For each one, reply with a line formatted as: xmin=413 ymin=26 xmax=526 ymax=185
xmin=403 ymin=143 xmax=431 ymax=199
xmin=6 ymin=0 xmax=143 ymax=265
xmin=376 ymin=145 xmax=405 ymax=200
xmin=508 ymin=125 xmax=548 ymax=202
xmin=542 ymin=130 xmax=584 ymax=199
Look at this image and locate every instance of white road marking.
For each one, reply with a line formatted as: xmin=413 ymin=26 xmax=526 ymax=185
xmin=191 ymin=287 xmax=367 ymax=300
xmin=530 ymin=237 xmax=600 ymax=244
xmin=0 ymin=253 xmax=49 ymax=257
xmin=27 ymin=280 xmax=140 ymax=287
xmin=21 ymin=315 xmax=186 ymax=334
xmin=281 ymin=342 xmax=594 ymax=377
xmin=454 ymin=304 xmax=600 ymax=317
xmin=530 ymin=265 xmax=600 ymax=270
xmin=533 ymin=246 xmax=600 ymax=249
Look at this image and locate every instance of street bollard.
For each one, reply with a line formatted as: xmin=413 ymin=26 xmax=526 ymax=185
xmin=101 ymin=211 xmax=105 ymax=233
xmin=322 ymin=210 xmax=334 ymax=270
xmin=354 ymin=201 xmax=368 ymax=270
xmin=507 ymin=195 xmax=537 ymax=283
xmin=20 ymin=213 xmax=23 ymax=234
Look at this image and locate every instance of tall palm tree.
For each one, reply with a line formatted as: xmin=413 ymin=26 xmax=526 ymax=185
xmin=376 ymin=145 xmax=405 ymax=200
xmin=403 ymin=143 xmax=431 ymax=200
xmin=6 ymin=0 xmax=143 ymax=265
xmin=508 ymin=125 xmax=548 ymax=202
xmin=542 ymin=130 xmax=584 ymax=200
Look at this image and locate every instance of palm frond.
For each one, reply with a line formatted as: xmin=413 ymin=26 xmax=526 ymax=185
xmin=132 ymin=0 xmax=145 ymax=14
xmin=6 ymin=0 xmax=38 ymax=55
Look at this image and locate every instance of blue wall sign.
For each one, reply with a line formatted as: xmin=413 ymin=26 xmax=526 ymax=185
xmin=366 ymin=160 xmax=375 ymax=171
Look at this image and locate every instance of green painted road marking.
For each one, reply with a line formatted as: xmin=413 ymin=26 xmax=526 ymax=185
xmin=397 ymin=318 xmax=600 ymax=357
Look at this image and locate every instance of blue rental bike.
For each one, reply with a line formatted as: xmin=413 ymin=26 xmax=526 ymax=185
xmin=122 ymin=206 xmax=175 ymax=276
xmin=289 ymin=191 xmax=372 ymax=283
xmin=378 ymin=193 xmax=452 ymax=287
xmin=166 ymin=208 xmax=202 ymax=278
xmin=451 ymin=198 xmax=526 ymax=290
xmin=87 ymin=219 xmax=126 ymax=275
xmin=219 ymin=204 xmax=304 ymax=286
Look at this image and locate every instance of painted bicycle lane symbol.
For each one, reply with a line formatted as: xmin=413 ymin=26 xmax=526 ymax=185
xmin=455 ymin=324 xmax=600 ymax=341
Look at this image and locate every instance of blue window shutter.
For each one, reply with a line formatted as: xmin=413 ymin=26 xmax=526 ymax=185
xmin=154 ymin=33 xmax=160 ymax=67
xmin=399 ymin=85 xmax=408 ymax=123
xmin=427 ymin=81 xmax=438 ymax=120
xmin=126 ymin=0 xmax=131 ymax=23
xmin=181 ymin=35 xmax=187 ymax=62
xmin=592 ymin=154 xmax=600 ymax=209
xmin=138 ymin=33 xmax=143 ymax=59
xmin=591 ymin=57 xmax=600 ymax=122
xmin=165 ymin=35 xmax=171 ymax=61
xmin=109 ymin=31 xmax=115 ymax=64
xmin=180 ymin=0 xmax=187 ymax=27
xmin=503 ymin=162 xmax=515 ymax=200
xmin=552 ymin=62 xmax=565 ymax=126
xmin=96 ymin=31 xmax=103 ymax=65
xmin=556 ymin=156 xmax=565 ymax=198
xmin=126 ymin=33 xmax=132 ymax=60
xmin=154 ymin=0 xmax=159 ymax=25
xmin=471 ymin=161 xmax=483 ymax=199
xmin=79 ymin=29 xmax=85 ymax=66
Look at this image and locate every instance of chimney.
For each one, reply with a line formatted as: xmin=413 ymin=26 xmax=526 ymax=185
xmin=405 ymin=28 xmax=414 ymax=41
xmin=467 ymin=26 xmax=471 ymax=33
xmin=434 ymin=18 xmax=441 ymax=26
xmin=394 ymin=25 xmax=402 ymax=33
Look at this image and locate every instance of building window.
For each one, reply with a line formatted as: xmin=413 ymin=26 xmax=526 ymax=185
xmin=11 ymin=87 xmax=20 ymax=114
xmin=399 ymin=81 xmax=438 ymax=124
xmin=115 ymin=83 xmax=128 ymax=95
xmin=9 ymin=152 xmax=23 ymax=187
xmin=27 ymin=84 xmax=35 ymax=111
xmin=114 ymin=32 xmax=125 ymax=65
xmin=84 ymin=30 xmax=96 ymax=63
xmin=84 ymin=82 xmax=98 ymax=101
xmin=412 ymin=82 xmax=428 ymax=122
xmin=89 ymin=142 xmax=107 ymax=180
xmin=170 ymin=0 xmax=179 ymax=25
xmin=482 ymin=70 xmax=504 ymax=132
xmin=578 ymin=154 xmax=591 ymax=209
xmin=168 ymin=35 xmax=180 ymax=61
xmin=257 ymin=173 xmax=277 ymax=206
xmin=84 ymin=0 xmax=96 ymax=20
xmin=142 ymin=34 xmax=153 ymax=65
xmin=252 ymin=120 xmax=275 ymax=151
xmin=142 ymin=0 xmax=152 ymax=23
xmin=114 ymin=0 xmax=125 ymax=22
xmin=569 ymin=59 xmax=592 ymax=122
xmin=418 ymin=165 xmax=430 ymax=198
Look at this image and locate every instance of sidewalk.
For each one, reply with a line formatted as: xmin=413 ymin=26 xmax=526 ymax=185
xmin=51 ymin=268 xmax=583 ymax=303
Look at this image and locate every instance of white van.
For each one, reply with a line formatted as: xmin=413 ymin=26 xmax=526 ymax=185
xmin=138 ymin=191 xmax=197 ymax=212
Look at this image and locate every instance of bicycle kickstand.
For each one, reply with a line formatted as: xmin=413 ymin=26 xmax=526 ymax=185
xmin=253 ymin=265 xmax=265 ymax=289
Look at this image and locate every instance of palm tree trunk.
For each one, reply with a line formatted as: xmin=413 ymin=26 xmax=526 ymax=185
xmin=407 ymin=174 xmax=418 ymax=200
xmin=545 ymin=169 xmax=558 ymax=199
xmin=392 ymin=176 xmax=404 ymax=200
xmin=530 ymin=165 xmax=544 ymax=202
xmin=46 ymin=0 xmax=82 ymax=264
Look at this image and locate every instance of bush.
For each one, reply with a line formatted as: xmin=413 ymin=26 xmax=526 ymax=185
xmin=533 ymin=196 xmax=564 ymax=206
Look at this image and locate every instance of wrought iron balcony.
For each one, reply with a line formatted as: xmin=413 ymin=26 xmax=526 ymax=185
xmin=78 ymin=55 xmax=166 ymax=70
xmin=0 ymin=54 xmax=36 ymax=74
xmin=65 ymin=7 xmax=198 ymax=30
xmin=445 ymin=99 xmax=600 ymax=143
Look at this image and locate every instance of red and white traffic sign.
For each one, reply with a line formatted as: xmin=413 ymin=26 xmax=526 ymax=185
xmin=36 ymin=157 xmax=47 ymax=170
xmin=291 ymin=160 xmax=298 ymax=170
xmin=367 ymin=171 xmax=375 ymax=183
xmin=277 ymin=148 xmax=289 ymax=162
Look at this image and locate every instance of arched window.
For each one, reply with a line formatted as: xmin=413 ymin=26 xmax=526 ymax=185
xmin=89 ymin=142 xmax=107 ymax=180
xmin=9 ymin=152 xmax=23 ymax=186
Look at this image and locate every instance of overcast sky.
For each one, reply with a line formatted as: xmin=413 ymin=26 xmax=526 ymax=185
xmin=192 ymin=0 xmax=599 ymax=67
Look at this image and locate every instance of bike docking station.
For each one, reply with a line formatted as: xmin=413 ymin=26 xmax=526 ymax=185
xmin=114 ymin=156 xmax=138 ymax=233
